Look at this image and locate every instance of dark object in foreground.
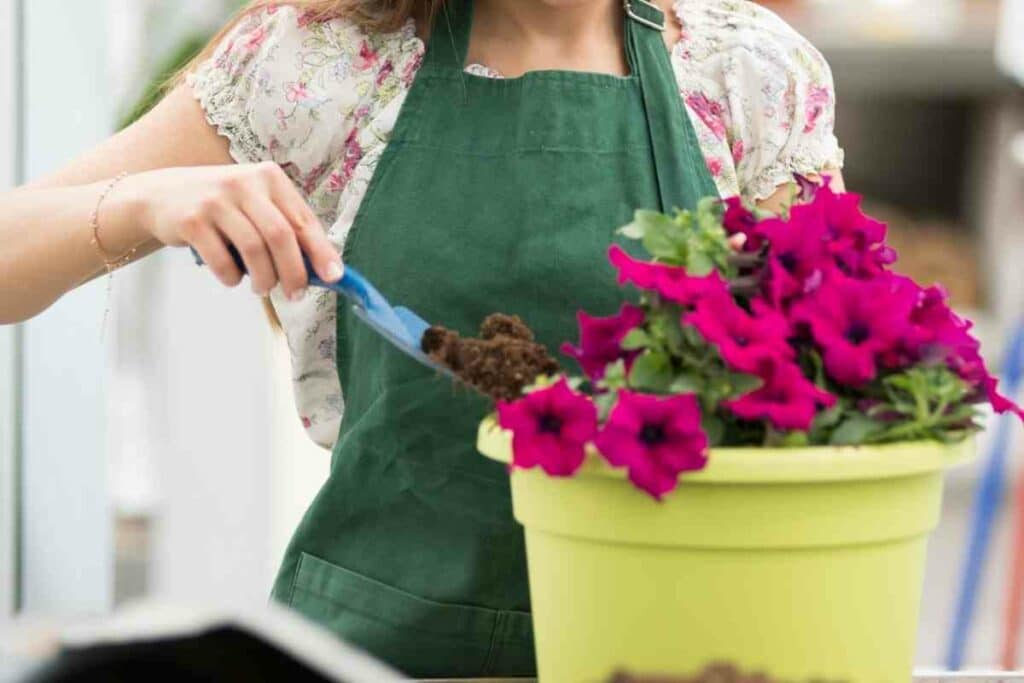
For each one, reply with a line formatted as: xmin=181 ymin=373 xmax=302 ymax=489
xmin=608 ymin=662 xmax=845 ymax=683
xmin=27 ymin=627 xmax=331 ymax=683
xmin=20 ymin=605 xmax=404 ymax=683
xmin=422 ymin=313 xmax=559 ymax=401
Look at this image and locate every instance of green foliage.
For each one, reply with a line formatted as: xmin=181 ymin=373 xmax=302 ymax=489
xmin=829 ymin=414 xmax=883 ymax=446
xmin=622 ymin=301 xmax=763 ymax=424
xmin=822 ymin=366 xmax=983 ymax=445
xmin=532 ymin=170 xmax=983 ymax=450
xmin=628 ymin=350 xmax=674 ymax=392
xmin=618 ymin=199 xmax=734 ymax=277
xmin=118 ymin=34 xmax=210 ymax=130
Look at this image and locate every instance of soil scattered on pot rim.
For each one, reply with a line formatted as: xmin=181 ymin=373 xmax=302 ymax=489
xmin=608 ymin=663 xmax=844 ymax=683
xmin=421 ymin=313 xmax=559 ymax=401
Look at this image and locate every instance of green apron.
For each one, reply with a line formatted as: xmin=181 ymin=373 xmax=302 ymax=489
xmin=270 ymin=0 xmax=717 ymax=677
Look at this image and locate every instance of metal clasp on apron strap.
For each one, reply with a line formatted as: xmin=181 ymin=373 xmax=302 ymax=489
xmin=624 ymin=0 xmax=666 ymax=32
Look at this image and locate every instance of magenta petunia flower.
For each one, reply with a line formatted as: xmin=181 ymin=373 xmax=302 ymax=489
xmin=910 ymin=284 xmax=977 ymax=357
xmin=684 ymin=289 xmax=793 ymax=373
xmin=561 ymin=304 xmax=646 ymax=381
xmin=955 ymin=351 xmax=1024 ymax=420
xmin=907 ymin=284 xmax=1024 ymax=420
xmin=608 ymin=245 xmax=729 ymax=307
xmin=721 ymin=196 xmax=763 ymax=251
xmin=497 ymin=378 xmax=598 ymax=477
xmin=793 ymin=173 xmax=821 ymax=202
xmin=723 ymin=358 xmax=837 ymax=431
xmin=815 ymin=184 xmax=896 ymax=278
xmin=594 ymin=390 xmax=708 ymax=500
xmin=791 ymin=273 xmax=919 ymax=387
xmin=757 ymin=203 xmax=834 ymax=306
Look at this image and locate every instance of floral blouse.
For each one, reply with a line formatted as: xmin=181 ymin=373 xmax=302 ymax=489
xmin=188 ymin=1 xmax=845 ymax=449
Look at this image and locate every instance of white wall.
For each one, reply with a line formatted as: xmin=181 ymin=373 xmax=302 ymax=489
xmin=101 ymin=0 xmax=328 ymax=607
xmin=109 ymin=254 xmax=327 ymax=607
xmin=0 ymin=0 xmax=21 ymax=619
xmin=19 ymin=0 xmax=113 ymax=615
xmin=5 ymin=0 xmax=328 ymax=617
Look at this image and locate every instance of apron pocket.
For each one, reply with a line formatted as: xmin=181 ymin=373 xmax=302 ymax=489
xmin=289 ymin=552 xmax=514 ymax=678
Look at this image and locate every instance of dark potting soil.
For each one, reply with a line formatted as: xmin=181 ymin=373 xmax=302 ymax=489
xmin=421 ymin=313 xmax=559 ymax=401
xmin=608 ymin=663 xmax=844 ymax=683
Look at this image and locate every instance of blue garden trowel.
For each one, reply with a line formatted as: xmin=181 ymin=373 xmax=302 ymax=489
xmin=193 ymin=246 xmax=455 ymax=380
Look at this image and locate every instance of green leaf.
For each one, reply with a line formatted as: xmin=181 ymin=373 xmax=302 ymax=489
xmin=642 ymin=225 xmax=685 ymax=262
xmin=779 ymin=431 xmax=810 ymax=447
xmin=695 ymin=196 xmax=723 ymax=219
xmin=669 ymin=373 xmax=702 ymax=394
xmin=829 ymin=415 xmax=885 ymax=446
xmin=726 ymin=371 xmax=763 ymax=397
xmin=628 ymin=350 xmax=674 ymax=392
xmin=701 ymin=413 xmax=725 ymax=446
xmin=619 ymin=210 xmax=675 ymax=243
xmin=618 ymin=221 xmax=646 ymax=240
xmin=600 ymin=359 xmax=629 ymax=391
xmin=807 ymin=349 xmax=827 ymax=388
xmin=707 ymin=375 xmax=735 ymax=403
xmin=765 ymin=428 xmax=809 ymax=448
xmin=942 ymin=404 xmax=982 ymax=422
xmin=593 ymin=391 xmax=618 ymax=422
xmin=620 ymin=328 xmax=652 ymax=351
xmin=672 ymin=209 xmax=695 ymax=232
xmin=684 ymin=250 xmax=715 ymax=277
xmin=522 ymin=373 xmax=561 ymax=394
xmin=681 ymin=324 xmax=705 ymax=349
xmin=647 ymin=309 xmax=688 ymax=356
xmin=809 ymin=402 xmax=844 ymax=435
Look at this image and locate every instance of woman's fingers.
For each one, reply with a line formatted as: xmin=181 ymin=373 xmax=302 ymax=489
xmin=295 ymin=216 xmax=344 ymax=284
xmin=242 ymin=194 xmax=308 ymax=301
xmin=185 ymin=162 xmax=341 ymax=298
xmin=187 ymin=220 xmax=243 ymax=287
xmin=213 ymin=205 xmax=277 ymax=295
xmin=264 ymin=164 xmax=343 ymax=283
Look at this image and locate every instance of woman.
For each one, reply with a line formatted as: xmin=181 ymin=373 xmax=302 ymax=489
xmin=1 ymin=0 xmax=844 ymax=676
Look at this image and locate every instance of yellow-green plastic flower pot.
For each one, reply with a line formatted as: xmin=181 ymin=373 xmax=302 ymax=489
xmin=478 ymin=418 xmax=974 ymax=682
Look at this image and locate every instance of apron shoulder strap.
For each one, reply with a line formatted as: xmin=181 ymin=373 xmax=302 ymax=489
xmin=625 ymin=0 xmax=721 ymax=211
xmin=625 ymin=0 xmax=668 ymax=32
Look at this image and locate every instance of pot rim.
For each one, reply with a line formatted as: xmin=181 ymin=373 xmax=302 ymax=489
xmin=478 ymin=416 xmax=976 ymax=484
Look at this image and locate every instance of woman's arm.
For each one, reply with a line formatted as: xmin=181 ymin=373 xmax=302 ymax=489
xmin=0 ymin=84 xmax=343 ymax=325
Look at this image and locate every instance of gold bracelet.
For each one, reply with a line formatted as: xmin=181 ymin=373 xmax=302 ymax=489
xmin=90 ymin=172 xmax=137 ymax=273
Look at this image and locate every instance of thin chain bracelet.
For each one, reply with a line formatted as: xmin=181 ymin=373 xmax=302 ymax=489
xmin=90 ymin=171 xmax=137 ymax=273
xmin=89 ymin=172 xmax=137 ymax=338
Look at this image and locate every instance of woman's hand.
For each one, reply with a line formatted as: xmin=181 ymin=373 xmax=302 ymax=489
xmin=126 ymin=161 xmax=343 ymax=301
xmin=0 ymin=84 xmax=342 ymax=324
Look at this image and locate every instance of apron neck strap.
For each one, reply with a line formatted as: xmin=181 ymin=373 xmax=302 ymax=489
xmin=423 ymin=0 xmax=718 ymax=212
xmin=425 ymin=0 xmax=664 ymax=73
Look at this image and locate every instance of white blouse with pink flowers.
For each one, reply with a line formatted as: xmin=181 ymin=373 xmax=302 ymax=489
xmin=188 ymin=1 xmax=845 ymax=448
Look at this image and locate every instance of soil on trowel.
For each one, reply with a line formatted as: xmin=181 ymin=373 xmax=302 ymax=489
xmin=608 ymin=663 xmax=844 ymax=683
xmin=421 ymin=313 xmax=559 ymax=402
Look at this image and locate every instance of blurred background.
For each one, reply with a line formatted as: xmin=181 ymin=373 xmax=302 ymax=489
xmin=1 ymin=0 xmax=1024 ymax=672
